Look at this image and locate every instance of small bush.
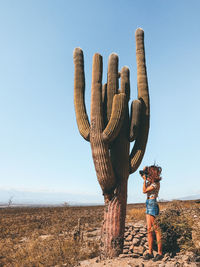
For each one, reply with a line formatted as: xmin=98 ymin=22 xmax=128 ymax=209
xmin=156 ymin=202 xmax=195 ymax=255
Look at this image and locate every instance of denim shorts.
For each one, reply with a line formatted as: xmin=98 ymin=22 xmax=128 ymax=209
xmin=146 ymin=199 xmax=159 ymax=217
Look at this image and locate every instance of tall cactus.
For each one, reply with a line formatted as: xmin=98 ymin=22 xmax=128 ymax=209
xmin=73 ymin=28 xmax=150 ymax=258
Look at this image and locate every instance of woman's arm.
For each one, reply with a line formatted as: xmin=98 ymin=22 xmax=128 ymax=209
xmin=143 ymin=176 xmax=147 ymax=193
xmin=143 ymin=178 xmax=156 ymax=194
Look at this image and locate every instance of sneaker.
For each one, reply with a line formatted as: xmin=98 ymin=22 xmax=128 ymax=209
xmin=153 ymin=254 xmax=163 ymax=261
xmin=143 ymin=253 xmax=154 ymax=260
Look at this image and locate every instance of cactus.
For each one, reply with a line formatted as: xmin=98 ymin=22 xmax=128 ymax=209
xmin=73 ymin=28 xmax=150 ymax=258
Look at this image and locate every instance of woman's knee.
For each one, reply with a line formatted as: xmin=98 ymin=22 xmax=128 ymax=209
xmin=154 ymin=223 xmax=161 ymax=234
xmin=147 ymin=225 xmax=154 ymax=233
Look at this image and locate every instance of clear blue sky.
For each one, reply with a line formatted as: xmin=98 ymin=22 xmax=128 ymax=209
xmin=0 ymin=0 xmax=200 ymax=204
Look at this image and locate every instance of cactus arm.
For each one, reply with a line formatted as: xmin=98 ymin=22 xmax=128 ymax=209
xmin=135 ymin=28 xmax=149 ymax=114
xmin=129 ymin=28 xmax=150 ymax=174
xmin=107 ymin=54 xmax=119 ymax=121
xmin=129 ymin=99 xmax=142 ymax=142
xmin=102 ymin=93 xmax=126 ymax=143
xmin=102 ymin=83 xmax=107 ymax=103
xmin=102 ymin=83 xmax=108 ymax=127
xmin=90 ymin=53 xmax=103 ymax=123
xmin=73 ymin=48 xmax=90 ymax=141
xmin=90 ymin=53 xmax=116 ymax=193
xmin=120 ymin=66 xmax=130 ymax=101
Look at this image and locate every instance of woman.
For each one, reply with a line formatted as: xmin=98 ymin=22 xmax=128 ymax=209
xmin=141 ymin=165 xmax=163 ymax=261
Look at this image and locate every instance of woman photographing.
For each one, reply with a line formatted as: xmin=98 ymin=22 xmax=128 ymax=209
xmin=140 ymin=165 xmax=163 ymax=261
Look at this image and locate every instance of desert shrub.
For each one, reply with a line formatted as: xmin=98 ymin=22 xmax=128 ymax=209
xmin=156 ymin=202 xmax=194 ymax=255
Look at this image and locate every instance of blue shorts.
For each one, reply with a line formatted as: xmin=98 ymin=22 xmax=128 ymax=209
xmin=146 ymin=199 xmax=159 ymax=217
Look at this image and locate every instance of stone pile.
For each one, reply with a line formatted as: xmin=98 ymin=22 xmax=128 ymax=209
xmin=120 ymin=221 xmax=148 ymax=258
xmin=80 ymin=221 xmax=149 ymax=256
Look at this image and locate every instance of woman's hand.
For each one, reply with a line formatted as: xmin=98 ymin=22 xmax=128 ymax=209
xmin=142 ymin=175 xmax=147 ymax=180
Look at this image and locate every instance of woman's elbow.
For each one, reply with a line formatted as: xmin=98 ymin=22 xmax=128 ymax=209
xmin=143 ymin=190 xmax=146 ymax=194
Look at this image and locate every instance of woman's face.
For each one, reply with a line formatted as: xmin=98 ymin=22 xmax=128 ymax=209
xmin=149 ymin=167 xmax=158 ymax=178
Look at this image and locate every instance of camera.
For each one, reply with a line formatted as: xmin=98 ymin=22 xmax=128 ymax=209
xmin=139 ymin=169 xmax=149 ymax=178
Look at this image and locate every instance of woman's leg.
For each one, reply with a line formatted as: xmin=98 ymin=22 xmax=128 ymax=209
xmin=146 ymin=214 xmax=155 ymax=254
xmin=154 ymin=220 xmax=162 ymax=255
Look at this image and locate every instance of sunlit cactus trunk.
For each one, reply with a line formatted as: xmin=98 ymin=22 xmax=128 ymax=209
xmin=73 ymin=28 xmax=150 ymax=258
xmin=101 ymin=181 xmax=127 ymax=258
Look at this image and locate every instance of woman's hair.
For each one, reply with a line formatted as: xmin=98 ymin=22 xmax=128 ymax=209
xmin=148 ymin=165 xmax=162 ymax=182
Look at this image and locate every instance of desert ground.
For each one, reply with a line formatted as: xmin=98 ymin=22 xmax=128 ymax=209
xmin=0 ymin=200 xmax=199 ymax=267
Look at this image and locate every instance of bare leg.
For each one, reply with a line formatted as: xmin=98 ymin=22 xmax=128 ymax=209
xmin=146 ymin=214 xmax=154 ymax=254
xmin=154 ymin=221 xmax=162 ymax=255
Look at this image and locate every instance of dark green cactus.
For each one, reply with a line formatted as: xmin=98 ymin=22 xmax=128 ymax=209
xmin=73 ymin=28 xmax=150 ymax=258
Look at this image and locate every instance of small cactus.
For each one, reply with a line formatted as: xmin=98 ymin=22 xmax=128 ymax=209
xmin=73 ymin=28 xmax=150 ymax=258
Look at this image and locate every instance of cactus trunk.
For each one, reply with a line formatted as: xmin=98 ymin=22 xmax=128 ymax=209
xmin=73 ymin=28 xmax=150 ymax=258
xmin=101 ymin=182 xmax=127 ymax=258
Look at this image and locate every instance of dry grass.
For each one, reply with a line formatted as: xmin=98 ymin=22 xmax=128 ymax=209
xmin=0 ymin=236 xmax=99 ymax=267
xmin=0 ymin=206 xmax=103 ymax=266
xmin=0 ymin=200 xmax=199 ymax=266
xmin=127 ymin=207 xmax=146 ymax=221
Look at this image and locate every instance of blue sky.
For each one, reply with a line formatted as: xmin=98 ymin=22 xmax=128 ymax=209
xmin=0 ymin=0 xmax=200 ymax=204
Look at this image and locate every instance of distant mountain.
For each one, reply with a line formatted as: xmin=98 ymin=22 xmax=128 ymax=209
xmin=1 ymin=189 xmax=199 ymax=207
xmin=0 ymin=189 xmax=104 ymax=206
xmin=176 ymin=194 xmax=200 ymax=201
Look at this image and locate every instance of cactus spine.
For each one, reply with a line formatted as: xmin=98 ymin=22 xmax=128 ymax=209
xmin=73 ymin=28 xmax=150 ymax=258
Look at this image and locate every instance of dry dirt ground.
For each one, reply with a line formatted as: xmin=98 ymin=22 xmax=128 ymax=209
xmin=0 ymin=201 xmax=199 ymax=266
xmin=79 ymin=253 xmax=200 ymax=267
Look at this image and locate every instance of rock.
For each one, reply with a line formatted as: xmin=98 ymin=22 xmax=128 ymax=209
xmin=131 ymin=230 xmax=137 ymax=235
xmin=131 ymin=253 xmax=140 ymax=258
xmin=184 ymin=264 xmax=200 ymax=267
xmin=129 ymin=244 xmax=134 ymax=252
xmin=132 ymin=238 xmax=140 ymax=246
xmin=163 ymin=256 xmax=171 ymax=262
xmin=133 ymin=246 xmax=144 ymax=255
xmin=124 ymin=241 xmax=131 ymax=246
xmin=181 ymin=251 xmax=200 ymax=264
xmin=126 ymin=235 xmax=133 ymax=241
xmin=134 ymin=222 xmax=145 ymax=227
xmin=122 ymin=248 xmax=129 ymax=254
xmin=195 ymin=255 xmax=200 ymax=262
xmin=137 ymin=233 xmax=145 ymax=237
xmin=119 ymin=254 xmax=131 ymax=258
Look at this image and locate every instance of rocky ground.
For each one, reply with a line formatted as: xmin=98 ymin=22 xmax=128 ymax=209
xmin=78 ymin=252 xmax=200 ymax=267
xmin=76 ymin=202 xmax=200 ymax=267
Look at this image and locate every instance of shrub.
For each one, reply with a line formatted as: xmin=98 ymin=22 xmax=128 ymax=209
xmin=156 ymin=202 xmax=195 ymax=255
